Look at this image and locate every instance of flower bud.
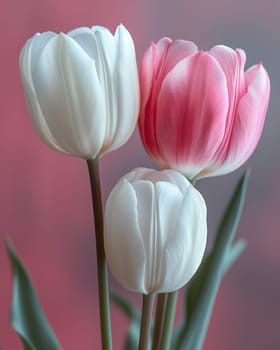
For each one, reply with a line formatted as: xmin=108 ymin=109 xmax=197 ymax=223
xmin=139 ymin=38 xmax=270 ymax=179
xmin=104 ymin=168 xmax=207 ymax=294
xmin=20 ymin=25 xmax=139 ymax=158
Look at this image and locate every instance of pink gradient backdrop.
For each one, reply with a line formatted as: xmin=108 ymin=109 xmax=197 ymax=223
xmin=0 ymin=0 xmax=279 ymax=349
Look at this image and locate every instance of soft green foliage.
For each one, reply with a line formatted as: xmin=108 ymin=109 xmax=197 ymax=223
xmin=125 ymin=321 xmax=140 ymax=350
xmin=110 ymin=292 xmax=140 ymax=321
xmin=173 ymin=171 xmax=249 ymax=350
xmin=110 ymin=292 xmax=142 ymax=349
xmin=7 ymin=242 xmax=62 ymax=350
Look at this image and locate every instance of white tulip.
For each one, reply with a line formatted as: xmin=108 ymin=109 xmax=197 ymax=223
xmin=19 ymin=25 xmax=139 ymax=158
xmin=104 ymin=168 xmax=207 ymax=294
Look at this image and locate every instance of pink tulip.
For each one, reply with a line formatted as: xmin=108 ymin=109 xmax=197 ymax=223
xmin=139 ymin=38 xmax=270 ymax=179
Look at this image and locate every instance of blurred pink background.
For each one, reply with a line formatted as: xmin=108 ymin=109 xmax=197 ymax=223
xmin=0 ymin=0 xmax=279 ymax=349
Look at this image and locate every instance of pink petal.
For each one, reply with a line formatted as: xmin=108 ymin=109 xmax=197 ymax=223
xmin=140 ymin=38 xmax=172 ymax=114
xmin=215 ymin=63 xmax=270 ymax=175
xmin=153 ymin=39 xmax=198 ymax=82
xmin=139 ymin=42 xmax=162 ymax=156
xmin=210 ymin=45 xmax=246 ymax=97
xmin=139 ymin=39 xmax=198 ymax=162
xmin=210 ymin=46 xmax=247 ymax=162
xmin=155 ymin=51 xmax=229 ymax=179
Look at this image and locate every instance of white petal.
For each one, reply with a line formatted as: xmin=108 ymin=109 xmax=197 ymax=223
xmin=160 ymin=185 xmax=207 ymax=292
xmin=91 ymin=25 xmax=112 ymax=34
xmin=151 ymin=182 xmax=184 ymax=291
xmin=104 ymin=180 xmax=146 ymax=293
xmin=131 ymin=180 xmax=159 ymax=293
xmin=123 ymin=168 xmax=190 ymax=195
xmin=20 ymin=32 xmax=56 ymax=78
xmin=70 ymin=26 xmax=120 ymax=152
xmin=32 ymin=34 xmax=106 ymax=158
xmin=68 ymin=27 xmax=100 ymax=60
xmin=103 ymin=24 xmax=139 ymax=154
xmin=20 ymin=32 xmax=69 ymax=154
xmin=159 ymin=169 xmax=191 ymax=195
xmin=92 ymin=28 xmax=118 ymax=146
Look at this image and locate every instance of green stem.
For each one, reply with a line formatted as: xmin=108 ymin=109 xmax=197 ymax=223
xmin=152 ymin=293 xmax=168 ymax=350
xmin=158 ymin=291 xmax=178 ymax=350
xmin=87 ymin=158 xmax=112 ymax=350
xmin=138 ymin=294 xmax=154 ymax=350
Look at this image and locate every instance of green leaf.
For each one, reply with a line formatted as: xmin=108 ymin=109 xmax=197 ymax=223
xmin=110 ymin=291 xmax=141 ymax=349
xmin=171 ymin=321 xmax=185 ymax=349
xmin=110 ymin=292 xmax=140 ymax=321
xmin=125 ymin=321 xmax=140 ymax=350
xmin=173 ymin=239 xmax=246 ymax=349
xmin=6 ymin=241 xmax=62 ymax=350
xmin=223 ymin=239 xmax=247 ymax=273
xmin=175 ymin=170 xmax=249 ymax=350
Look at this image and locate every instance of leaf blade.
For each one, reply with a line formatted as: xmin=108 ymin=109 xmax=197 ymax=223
xmin=177 ymin=171 xmax=249 ymax=350
xmin=110 ymin=291 xmax=139 ymax=321
xmin=7 ymin=241 xmax=62 ymax=350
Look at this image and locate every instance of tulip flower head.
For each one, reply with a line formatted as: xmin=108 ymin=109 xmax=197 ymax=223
xmin=139 ymin=38 xmax=270 ymax=179
xmin=104 ymin=168 xmax=207 ymax=294
xmin=20 ymin=24 xmax=139 ymax=159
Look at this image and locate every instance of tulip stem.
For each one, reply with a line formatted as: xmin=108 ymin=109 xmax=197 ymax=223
xmin=87 ymin=158 xmax=112 ymax=350
xmin=157 ymin=291 xmax=178 ymax=350
xmin=152 ymin=293 xmax=168 ymax=350
xmin=138 ymin=293 xmax=154 ymax=350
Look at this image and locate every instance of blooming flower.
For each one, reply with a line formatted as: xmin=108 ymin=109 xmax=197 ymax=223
xmin=20 ymin=24 xmax=139 ymax=158
xmin=104 ymin=168 xmax=207 ymax=294
xmin=139 ymin=38 xmax=270 ymax=179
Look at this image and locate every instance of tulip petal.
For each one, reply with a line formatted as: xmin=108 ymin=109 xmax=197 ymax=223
xmin=104 ymin=24 xmax=139 ymax=153
xmin=20 ymin=33 xmax=68 ymax=154
xmin=68 ymin=27 xmax=100 ymax=60
xmin=92 ymin=26 xmax=117 ymax=77
xmin=139 ymin=39 xmax=198 ymax=159
xmin=21 ymin=32 xmax=56 ymax=76
xmin=210 ymin=46 xmax=247 ymax=161
xmin=131 ymin=180 xmax=158 ymax=293
xmin=157 ymin=168 xmax=191 ymax=195
xmin=130 ymin=180 xmax=184 ymax=293
xmin=104 ymin=180 xmax=146 ymax=293
xmin=139 ymin=38 xmax=172 ymax=115
xmin=71 ymin=25 xmax=139 ymax=155
xmin=215 ymin=63 xmax=270 ymax=175
xmin=69 ymin=26 xmax=115 ymax=78
xmin=123 ymin=167 xmax=190 ymax=196
xmin=32 ymin=34 xmax=106 ymax=158
xmin=140 ymin=38 xmax=197 ymax=108
xmin=91 ymin=28 xmax=117 ymax=147
xmin=154 ymin=39 xmax=198 ymax=82
xmin=153 ymin=181 xmax=184 ymax=292
xmin=210 ymin=45 xmax=246 ymax=99
xmin=132 ymin=179 xmax=185 ymax=293
xmin=155 ymin=52 xmax=229 ymax=179
xmin=161 ymin=186 xmax=207 ymax=292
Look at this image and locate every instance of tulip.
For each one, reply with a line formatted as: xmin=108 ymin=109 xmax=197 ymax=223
xmin=104 ymin=168 xmax=207 ymax=294
xmin=139 ymin=38 xmax=270 ymax=179
xmin=20 ymin=24 xmax=139 ymax=159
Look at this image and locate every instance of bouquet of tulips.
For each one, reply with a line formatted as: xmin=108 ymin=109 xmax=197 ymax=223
xmin=7 ymin=24 xmax=270 ymax=350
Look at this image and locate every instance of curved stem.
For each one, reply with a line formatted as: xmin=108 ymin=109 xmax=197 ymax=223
xmin=152 ymin=293 xmax=168 ymax=350
xmin=138 ymin=294 xmax=154 ymax=350
xmin=87 ymin=158 xmax=112 ymax=350
xmin=158 ymin=291 xmax=178 ymax=350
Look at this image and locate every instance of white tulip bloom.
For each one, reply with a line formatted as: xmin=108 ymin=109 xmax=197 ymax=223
xmin=19 ymin=25 xmax=139 ymax=158
xmin=104 ymin=168 xmax=207 ymax=294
